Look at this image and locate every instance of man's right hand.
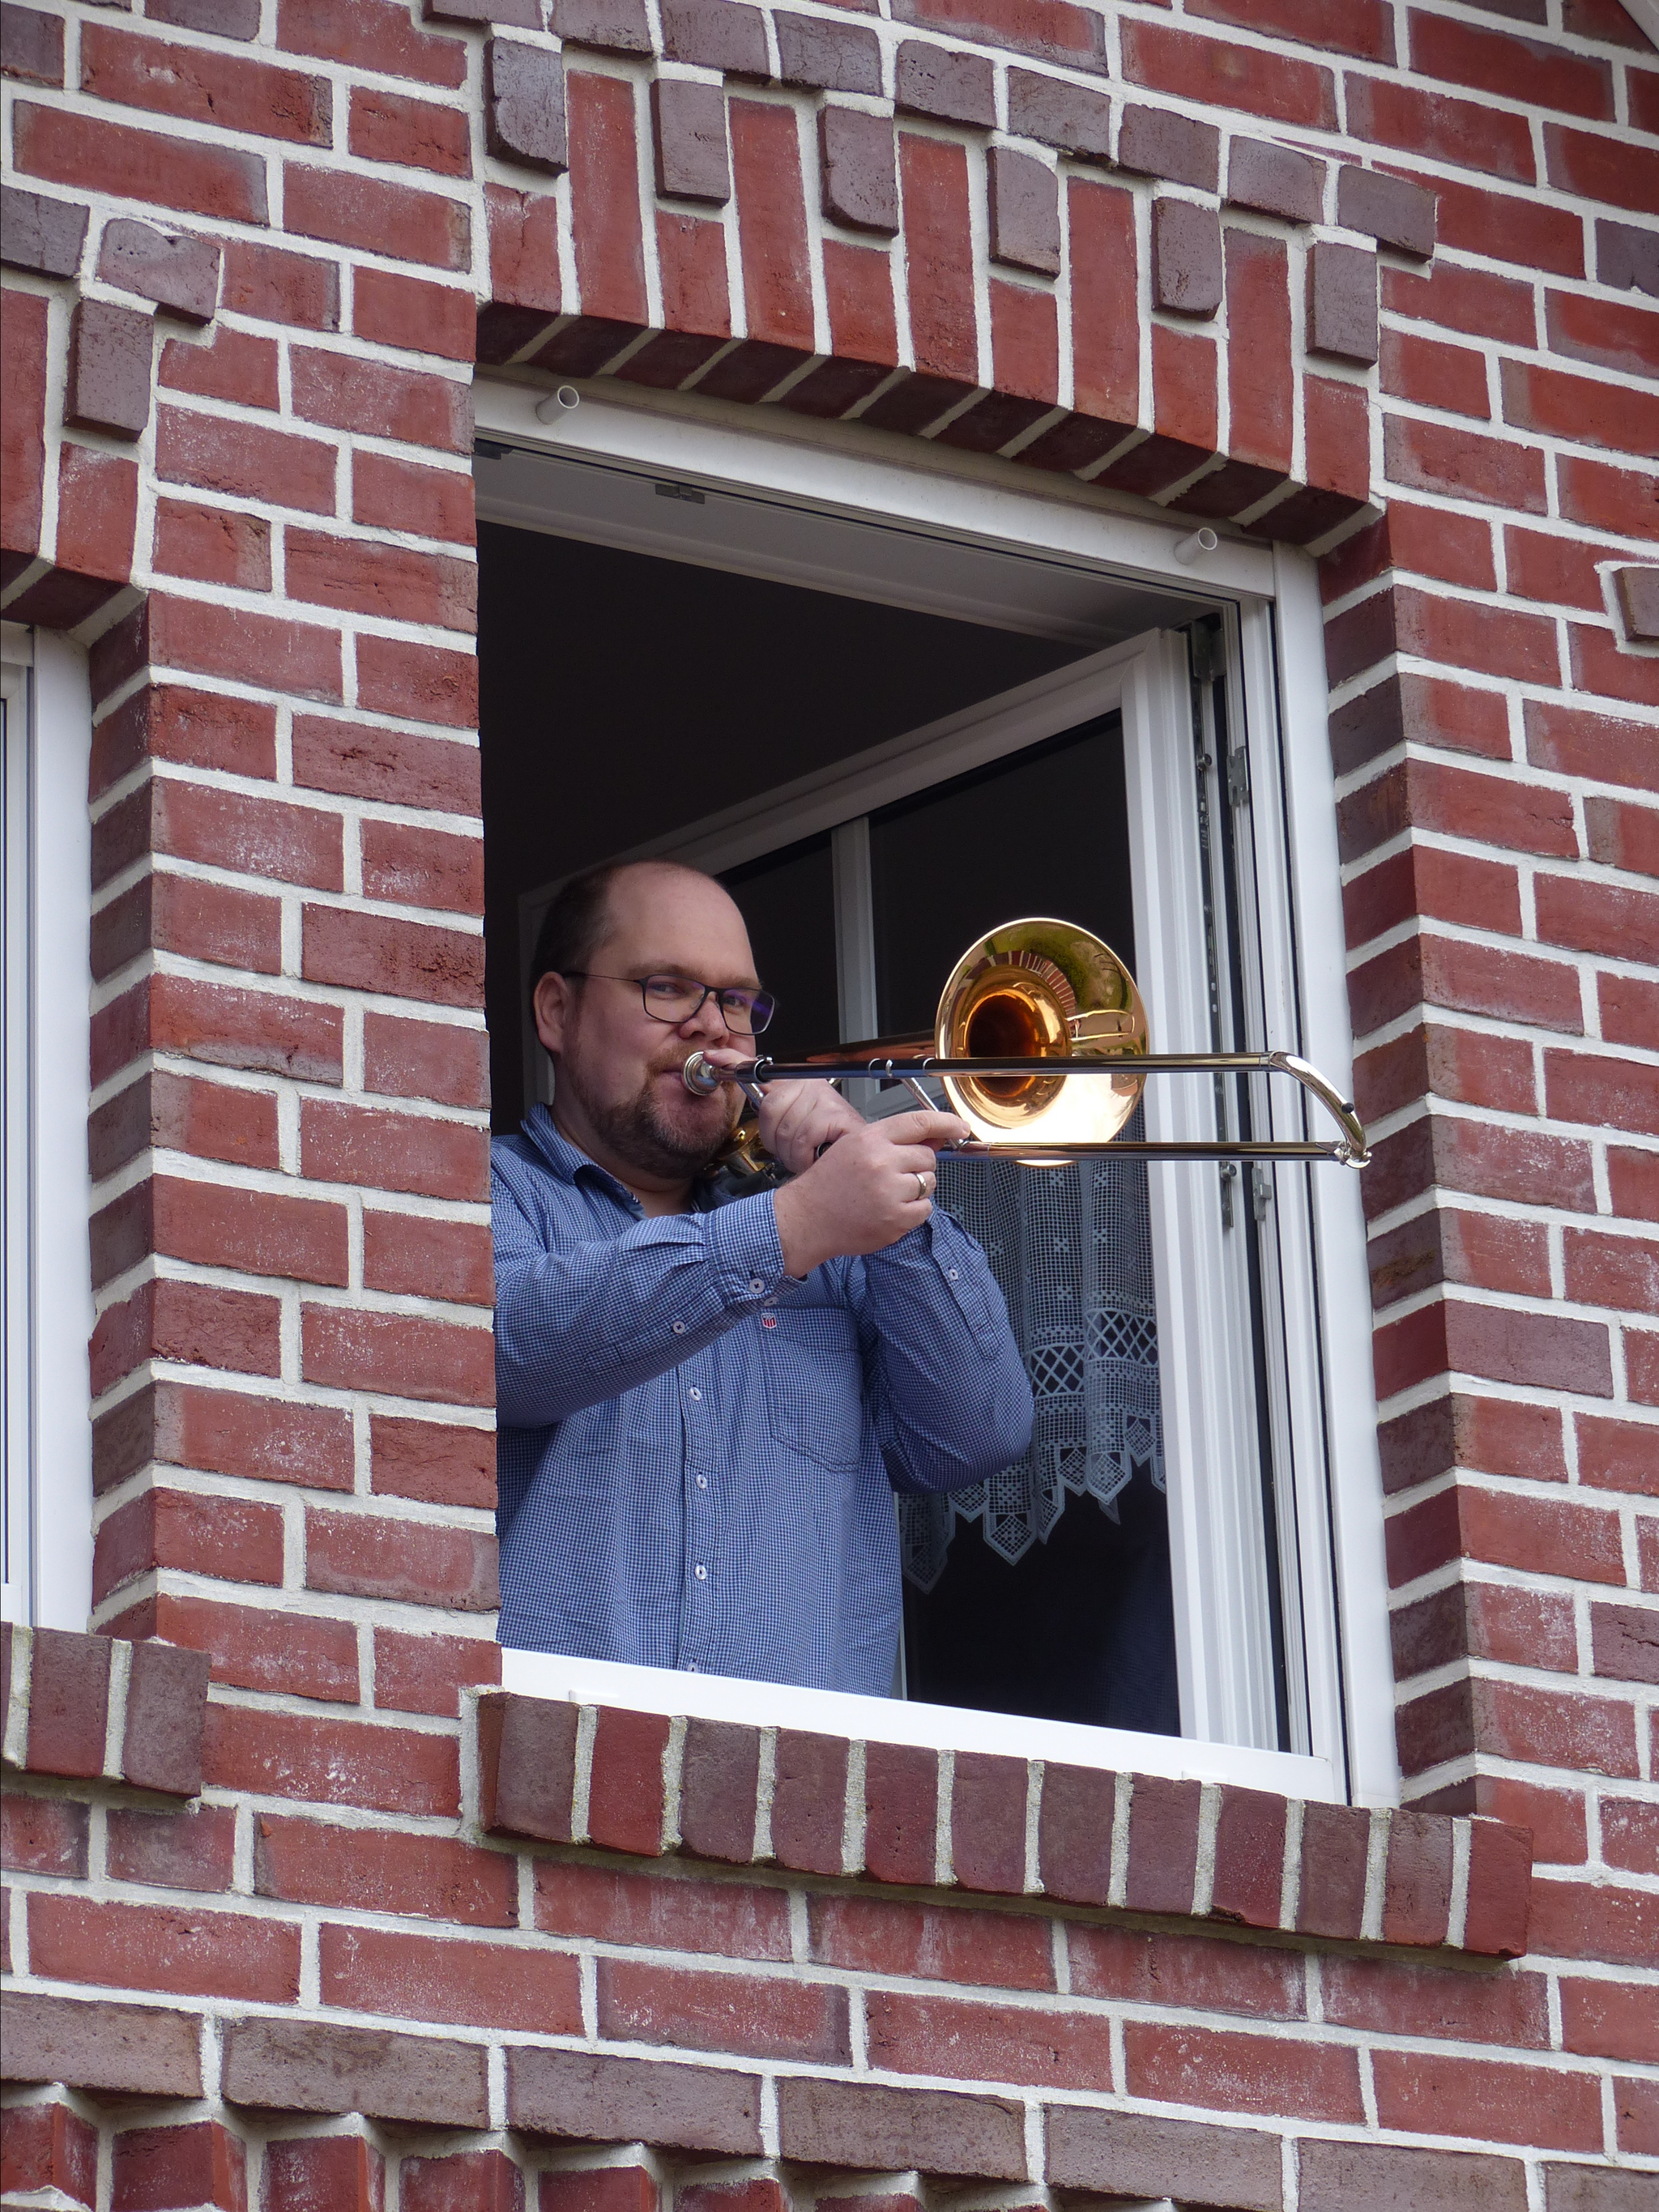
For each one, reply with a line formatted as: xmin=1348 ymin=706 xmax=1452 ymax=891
xmin=770 ymin=1110 xmax=970 ymax=1276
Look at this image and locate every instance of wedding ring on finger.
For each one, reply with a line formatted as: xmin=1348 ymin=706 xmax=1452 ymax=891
xmin=913 ymin=1171 xmax=930 ymax=1201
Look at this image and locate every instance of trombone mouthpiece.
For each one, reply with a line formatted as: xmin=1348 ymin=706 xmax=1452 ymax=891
xmin=683 ymin=1051 xmax=722 ymax=1097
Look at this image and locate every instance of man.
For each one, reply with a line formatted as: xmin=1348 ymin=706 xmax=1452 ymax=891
xmin=492 ymin=858 xmax=1034 ymax=1696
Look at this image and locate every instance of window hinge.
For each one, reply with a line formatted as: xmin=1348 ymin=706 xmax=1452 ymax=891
xmin=1227 ymin=746 xmax=1252 ymax=808
xmin=473 ymin=437 xmax=510 ymax=462
xmin=1190 ymin=624 xmax=1223 ymax=684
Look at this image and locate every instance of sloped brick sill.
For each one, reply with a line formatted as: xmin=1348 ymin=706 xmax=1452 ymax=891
xmin=471 ymin=1691 xmax=1533 ymax=1960
xmin=0 ymin=1622 xmax=209 ymax=1799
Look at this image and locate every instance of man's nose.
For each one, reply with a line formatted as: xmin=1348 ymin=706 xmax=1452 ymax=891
xmin=681 ymin=990 xmax=734 ymax=1042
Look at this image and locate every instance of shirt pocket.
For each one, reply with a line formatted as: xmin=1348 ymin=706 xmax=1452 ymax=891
xmin=760 ymin=1303 xmax=864 ymax=1472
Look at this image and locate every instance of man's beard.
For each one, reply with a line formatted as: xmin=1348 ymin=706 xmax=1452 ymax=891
xmin=559 ymin=1048 xmax=736 ymax=1182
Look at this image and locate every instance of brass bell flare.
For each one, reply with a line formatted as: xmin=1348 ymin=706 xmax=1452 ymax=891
xmin=934 ymin=918 xmax=1147 ymax=1150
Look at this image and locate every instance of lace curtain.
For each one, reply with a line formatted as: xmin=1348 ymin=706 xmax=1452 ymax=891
xmin=898 ymin=1126 xmax=1165 ymax=1594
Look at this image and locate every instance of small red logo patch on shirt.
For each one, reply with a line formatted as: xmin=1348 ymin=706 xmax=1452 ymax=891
xmin=761 ymin=1312 xmax=777 ymax=1328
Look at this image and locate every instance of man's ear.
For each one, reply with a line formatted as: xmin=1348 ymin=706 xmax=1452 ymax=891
xmin=532 ymin=970 xmax=572 ymax=1056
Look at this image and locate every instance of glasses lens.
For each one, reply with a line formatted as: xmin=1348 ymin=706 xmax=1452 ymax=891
xmin=744 ymin=991 xmax=776 ymax=1035
xmin=640 ymin=976 xmax=702 ymax=1021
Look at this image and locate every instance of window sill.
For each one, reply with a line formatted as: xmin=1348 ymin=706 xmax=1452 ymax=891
xmin=475 ymin=1669 xmax=1533 ymax=1963
xmin=0 ymin=1624 xmax=209 ymax=1799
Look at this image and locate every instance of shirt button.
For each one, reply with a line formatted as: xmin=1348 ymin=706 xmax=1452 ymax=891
xmin=749 ymin=1277 xmax=765 ymax=1293
xmin=684 ymin=1661 xmax=699 ymax=1673
xmin=694 ymin=1562 xmax=708 ymax=1580
xmin=688 ymin=1385 xmax=702 ymax=1401
xmin=695 ymin=1473 xmax=708 ymax=1490
xmin=947 ymin=1267 xmax=960 ymax=1280
xmin=672 ymin=1320 xmax=686 ymax=1335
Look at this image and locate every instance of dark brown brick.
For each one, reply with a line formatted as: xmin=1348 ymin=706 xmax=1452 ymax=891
xmin=98 ymin=219 xmax=220 ymax=322
xmin=220 ymin=2016 xmax=488 ymax=2125
xmin=651 ymin=78 xmax=729 ymax=205
xmin=1038 ymin=1762 xmax=1117 ymax=1907
xmin=506 ymin=2044 xmax=761 ymax=2153
xmin=895 ymin=39 xmax=995 ymax=129
xmin=820 ymin=105 xmax=897 ymax=235
xmin=1047 ymin=2103 xmax=1282 ymax=2208
xmin=1337 ymin=164 xmax=1436 ymax=258
xmin=66 ymin=299 xmax=154 ymax=438
xmin=774 ymin=9 xmax=881 ymax=93
xmin=1 ymin=181 xmax=88 ymax=275
xmin=1308 ymin=239 xmax=1379 ymax=364
xmin=476 ymin=1691 xmax=578 ymax=1843
xmin=775 ymin=2074 xmax=1026 ymax=2180
xmin=678 ymin=1717 xmax=758 ymax=1863
xmin=988 ymin=145 xmax=1060 ymax=276
xmin=1124 ymin=1774 xmax=1201 ymax=1916
xmin=1154 ymin=197 xmax=1222 ymax=316
xmin=0 ymin=1993 xmax=203 ymax=2098
xmin=659 ymin=0 xmax=767 ymax=78
xmin=1007 ymin=66 xmax=1111 ymax=160
xmin=1228 ymin=136 xmax=1324 ymax=224
xmin=485 ymin=39 xmax=565 ymax=173
xmin=1118 ymin=103 xmax=1219 ymax=191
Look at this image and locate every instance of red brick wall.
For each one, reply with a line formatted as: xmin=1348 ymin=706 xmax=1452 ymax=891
xmin=2 ymin=0 xmax=1656 ymax=2198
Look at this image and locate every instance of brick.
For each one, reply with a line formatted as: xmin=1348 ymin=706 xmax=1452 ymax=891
xmin=1209 ymin=1787 xmax=1286 ymax=1929
xmin=552 ymin=0 xmax=652 ymax=52
xmin=1375 ymin=2048 xmax=1602 ymax=2150
xmin=404 ymin=2152 xmax=524 ymax=2212
xmin=659 ymin=0 xmax=766 ymax=75
xmin=25 ymin=1627 xmax=112 ymax=1779
xmin=2 ymin=3 xmax=63 ymax=87
xmin=819 ymin=106 xmax=897 ymax=237
xmin=303 ymin=909 xmax=484 ymax=1016
xmin=508 ymin=2045 xmax=761 ymax=2153
xmin=52 ymin=440 xmax=139 ymax=590
xmin=565 ymin=70 xmax=648 ymax=333
xmin=774 ymin=9 xmax=881 ymax=93
xmin=0 ymin=279 xmax=46 ymax=566
xmin=322 ymin=1922 xmax=580 ymax=2033
xmin=285 ymin=164 xmax=468 ymax=271
xmin=354 ymin=450 xmax=475 ymax=545
xmin=292 ymin=716 xmax=480 ymax=816
xmin=988 ymin=146 xmax=1060 ymax=278
xmin=0 ymin=1993 xmax=203 ymax=2098
xmin=1593 ymin=1600 xmax=1659 ymax=1684
xmin=1070 ymin=1920 xmax=1301 ymax=2018
xmin=1530 ymin=1876 xmax=1659 ymax=1971
xmin=1384 ymin=414 xmax=1546 ymax=515
xmin=1301 ymin=2142 xmax=1524 ymax=2211
xmin=1297 ymin=1800 xmax=1371 ymax=1939
xmin=1226 ymin=134 xmax=1323 ymax=223
xmin=774 ymin=2074 xmax=1025 ymax=2179
xmin=1576 ymin=1413 xmax=1659 ymax=1497
xmin=353 ymin=268 xmax=476 ymax=364
xmin=1610 ymin=1146 xmax=1659 ymax=1221
xmin=809 ymin=1891 xmax=1052 ymax=1989
xmin=1548 ymin=1047 xmax=1659 ymax=1138
xmin=1394 ymin=1579 xmax=1573 ymax=1677
xmin=676 ymin=1716 xmax=760 ymax=1864
xmin=224 ymin=2016 xmax=487 ymax=2125
xmin=2 ymin=1792 xmax=90 ymax=1877
xmin=477 ymin=44 xmax=564 ymax=183
xmin=770 ymin=1728 xmax=848 ymax=1874
xmin=895 ymin=39 xmax=996 ymax=128
xmin=1034 ymin=1761 xmax=1115 ymax=1906
xmin=97 ymin=870 xmax=284 ymax=982
xmin=257 ymin=1813 xmax=513 ymax=1924
xmin=536 ymin=1858 xmax=790 ymax=1960
xmin=1006 ymin=66 xmax=1110 ymax=160
xmin=92 ymin=1272 xmax=284 ymax=1393
xmin=863 ymin=1740 xmax=938 ymax=1884
xmin=287 ymin=529 xmax=476 ymax=631
xmin=222 ymin=234 xmax=338 ymax=329
xmin=1560 ymin=454 xmax=1659 ymax=543
xmin=100 ymin=218 xmax=220 ymax=323
xmin=373 ymin=1626 xmax=499 ymax=1716
xmin=587 ymin=1704 xmax=673 ymax=1854
xmin=1381 ymin=1807 xmax=1453 ymax=1945
xmin=1046 ymin=2105 xmax=1277 ymax=2205
xmin=31 ymin=1893 xmax=300 ymax=2003
xmin=307 ymin=1506 xmax=496 ymax=1610
xmin=357 ymin=636 xmax=480 ymax=729
xmin=1618 ymin=567 xmax=1659 ymax=645
xmin=1124 ymin=1773 xmax=1201 ymax=1915
xmin=147 ymin=0 xmax=262 ymax=30
xmin=1116 ymin=102 xmax=1218 ymax=190
xmin=122 ymin=1636 xmax=211 ymax=1796
xmin=0 ymin=180 xmax=87 ymax=277
xmin=1561 ymin=1977 xmax=1659 ymax=2066
xmin=1154 ymin=198 xmax=1222 ymax=318
xmin=1505 ymin=525 xmax=1620 ymax=612
xmin=372 ymin=1413 xmax=495 ymax=1506
xmin=349 ymin=83 xmax=468 ymax=177
xmin=117 ymin=1591 xmax=357 ymax=1706
xmin=1602 ymin=1801 xmax=1659 ymax=1877
xmin=1124 ymin=17 xmax=1337 ymax=129
xmin=476 ymin=1689 xmax=578 ymax=1844
xmin=101 ymin=1173 xmax=348 ymax=1289
xmin=1504 ymin=359 xmax=1659 ymax=458
xmin=1308 ymin=240 xmax=1377 ymax=363
xmin=1149 ymin=322 xmax=1217 ymax=451
xmin=599 ymin=1956 xmax=849 ymax=2065
xmin=363 ymin=1210 xmax=493 ymax=1306
xmin=867 ymin=1984 xmax=1111 ymax=2091
xmin=731 ymin=99 xmax=812 ymax=355
xmin=14 ymin=99 xmax=268 ymax=224
xmin=83 ymin=23 xmax=331 ymax=143
xmin=1380 ymin=331 xmax=1490 ymax=424
xmin=301 ymin=1304 xmax=493 ymax=1406
xmin=949 ymin=1750 xmax=1026 ymax=1894
xmin=1345 ymin=75 xmax=1533 ymax=185
xmin=95 ymin=1486 xmax=284 ymax=1605
xmin=264 ymin=2136 xmax=385 ymax=2212
xmin=66 ymin=299 xmax=153 ymax=439
xmin=1550 ymin=288 xmax=1659 ymax=382
xmin=156 ymin=410 xmax=335 ymax=519
xmin=0 ymin=2101 xmax=97 ymax=2207
xmin=1413 ymin=10 xmax=1615 ymax=122
xmin=143 ymin=1381 xmax=352 ymax=1492
xmin=1128 ymin=2021 xmax=1363 ymax=2122
xmin=1337 ymin=164 xmax=1435 ymax=258
xmin=152 ymin=497 xmax=272 ymax=590
xmin=300 ymin=1099 xmax=487 ymax=1203
xmin=100 ymin=970 xmax=341 ymax=1089
xmin=204 ymin=1703 xmax=459 ymax=1815
xmin=112 ymin=2122 xmax=245 ymax=2212
xmin=292 ymin=347 xmax=471 ymax=455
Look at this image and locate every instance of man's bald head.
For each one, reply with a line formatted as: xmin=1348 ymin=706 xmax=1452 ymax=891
xmin=528 ymin=859 xmax=742 ymax=1014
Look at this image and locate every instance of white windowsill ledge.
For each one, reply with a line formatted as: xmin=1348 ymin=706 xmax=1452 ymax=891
xmin=500 ymin=1647 xmax=1337 ymax=1802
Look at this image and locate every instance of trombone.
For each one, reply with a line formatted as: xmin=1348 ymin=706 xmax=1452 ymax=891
xmin=684 ymin=917 xmax=1369 ymax=1173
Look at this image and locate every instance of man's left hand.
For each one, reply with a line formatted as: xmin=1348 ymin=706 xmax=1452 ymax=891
xmin=755 ymin=1076 xmax=866 ymax=1176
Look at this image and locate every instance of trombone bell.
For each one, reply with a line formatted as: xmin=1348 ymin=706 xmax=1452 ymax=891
xmin=937 ymin=919 xmax=1148 ymax=1152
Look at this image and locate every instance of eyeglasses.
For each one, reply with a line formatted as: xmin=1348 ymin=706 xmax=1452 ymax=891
xmin=562 ymin=972 xmax=776 ymax=1036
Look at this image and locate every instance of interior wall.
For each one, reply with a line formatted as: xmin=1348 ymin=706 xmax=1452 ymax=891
xmin=477 ymin=521 xmax=1092 ymax=1127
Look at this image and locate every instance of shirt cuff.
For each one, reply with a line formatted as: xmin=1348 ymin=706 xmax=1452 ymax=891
xmin=705 ymin=1191 xmax=788 ymax=1309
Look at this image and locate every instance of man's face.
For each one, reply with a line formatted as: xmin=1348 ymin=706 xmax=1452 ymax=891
xmin=535 ymin=867 xmax=759 ymax=1182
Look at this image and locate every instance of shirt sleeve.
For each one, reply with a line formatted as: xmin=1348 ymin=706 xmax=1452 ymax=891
xmin=493 ymin=1167 xmax=788 ymax=1428
xmin=855 ymin=1208 xmax=1034 ymax=1495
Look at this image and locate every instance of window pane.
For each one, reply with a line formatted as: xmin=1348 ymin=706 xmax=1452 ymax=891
xmin=721 ymin=833 xmax=838 ymax=1063
xmin=870 ymin=713 xmax=1136 ymax=1039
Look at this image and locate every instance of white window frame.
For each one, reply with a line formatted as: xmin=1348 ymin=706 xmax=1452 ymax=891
xmin=472 ymin=381 xmax=1397 ymax=1807
xmin=2 ymin=623 xmax=95 ymax=1631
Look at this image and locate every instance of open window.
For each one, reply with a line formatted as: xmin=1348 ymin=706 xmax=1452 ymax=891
xmin=474 ymin=388 xmax=1395 ymax=1805
xmin=2 ymin=624 xmax=94 ymax=1631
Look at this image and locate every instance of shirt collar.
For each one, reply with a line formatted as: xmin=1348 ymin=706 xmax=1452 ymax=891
xmin=520 ymin=1104 xmax=721 ymax=1213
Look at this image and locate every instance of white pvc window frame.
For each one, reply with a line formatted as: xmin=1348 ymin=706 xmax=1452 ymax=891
xmin=2 ymin=624 xmax=95 ymax=1632
xmin=473 ymin=382 xmax=1397 ymax=1807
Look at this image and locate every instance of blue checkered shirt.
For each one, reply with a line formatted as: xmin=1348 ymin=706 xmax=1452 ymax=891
xmin=492 ymin=1107 xmax=1034 ymax=1695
